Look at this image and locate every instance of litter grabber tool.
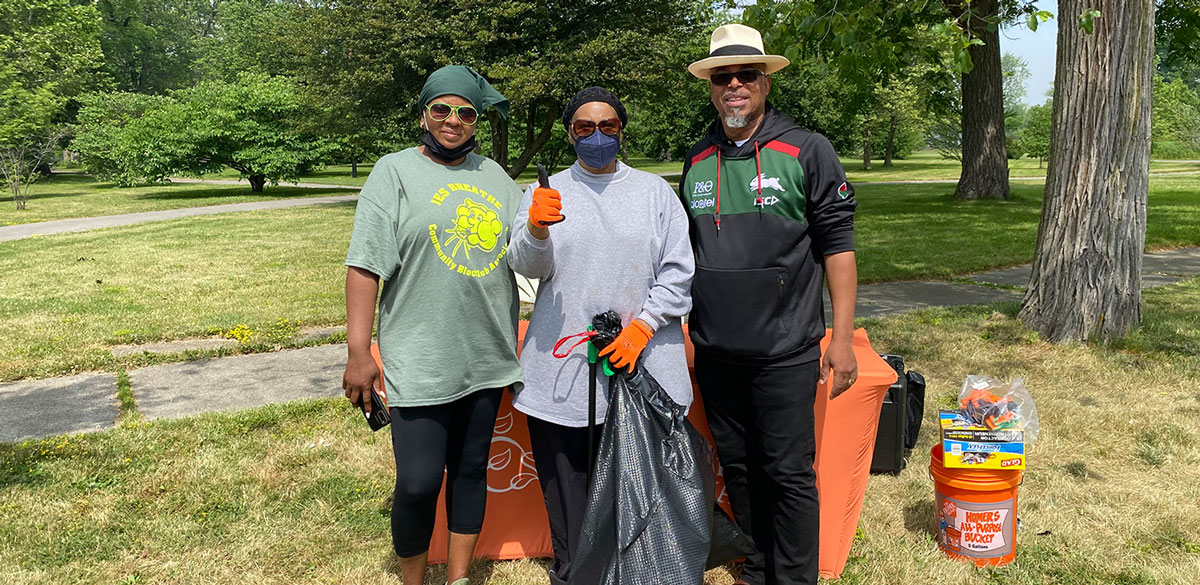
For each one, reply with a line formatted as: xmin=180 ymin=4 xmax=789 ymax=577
xmin=534 ymin=163 xmax=565 ymax=226
xmin=551 ymin=311 xmax=621 ymax=483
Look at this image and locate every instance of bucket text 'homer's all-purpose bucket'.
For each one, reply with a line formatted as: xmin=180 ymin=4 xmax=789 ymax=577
xmin=930 ymin=444 xmax=1023 ymax=567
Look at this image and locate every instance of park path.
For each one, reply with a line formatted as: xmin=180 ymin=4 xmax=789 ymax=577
xmin=0 ymin=193 xmax=357 ymax=242
xmin=3 ymin=246 xmax=1198 ymax=444
xmin=5 ymin=168 xmax=1199 ymax=243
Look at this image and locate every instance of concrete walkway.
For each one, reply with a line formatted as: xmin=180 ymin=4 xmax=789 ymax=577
xmin=0 ymin=193 xmax=358 ymax=242
xmin=3 ymin=246 xmax=1197 ymax=443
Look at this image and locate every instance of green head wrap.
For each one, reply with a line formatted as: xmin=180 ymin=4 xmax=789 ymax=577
xmin=418 ymin=65 xmax=509 ymax=120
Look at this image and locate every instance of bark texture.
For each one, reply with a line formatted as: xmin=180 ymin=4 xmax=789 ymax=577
xmin=951 ymin=0 xmax=1010 ymax=200
xmin=487 ymin=102 xmax=559 ymax=179
xmin=884 ymin=113 xmax=897 ymax=167
xmin=861 ymin=124 xmax=872 ymax=171
xmin=1019 ymin=0 xmax=1155 ymax=343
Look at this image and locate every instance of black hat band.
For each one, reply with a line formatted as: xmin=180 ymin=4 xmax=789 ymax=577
xmin=709 ymin=44 xmax=765 ymax=58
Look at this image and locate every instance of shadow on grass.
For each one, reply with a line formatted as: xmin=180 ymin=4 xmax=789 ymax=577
xmin=132 ymin=185 xmax=347 ymax=202
xmin=19 ymin=176 xmax=111 ymax=202
xmin=903 ymin=498 xmax=936 ymax=540
xmin=381 ymin=554 xmax=503 ymax=584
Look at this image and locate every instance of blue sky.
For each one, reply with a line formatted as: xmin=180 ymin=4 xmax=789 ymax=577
xmin=1001 ymin=1 xmax=1058 ymax=106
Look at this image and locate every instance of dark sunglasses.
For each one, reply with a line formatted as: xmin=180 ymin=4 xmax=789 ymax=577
xmin=426 ymin=102 xmax=479 ymax=125
xmin=710 ymin=69 xmax=765 ymax=86
xmin=572 ymin=118 xmax=622 ymax=137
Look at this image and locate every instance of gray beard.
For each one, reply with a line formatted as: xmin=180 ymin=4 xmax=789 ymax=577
xmin=724 ymin=114 xmax=750 ymax=129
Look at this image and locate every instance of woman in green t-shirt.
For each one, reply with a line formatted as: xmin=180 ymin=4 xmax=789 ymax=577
xmin=342 ymin=65 xmax=525 ymax=585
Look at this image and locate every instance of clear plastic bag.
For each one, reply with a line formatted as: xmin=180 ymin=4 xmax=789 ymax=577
xmin=957 ymin=375 xmax=1040 ymax=442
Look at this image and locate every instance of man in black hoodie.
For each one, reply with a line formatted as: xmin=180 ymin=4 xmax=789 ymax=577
xmin=679 ymin=24 xmax=858 ymax=585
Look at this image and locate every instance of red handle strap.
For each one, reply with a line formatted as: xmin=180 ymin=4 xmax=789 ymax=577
xmin=553 ymin=330 xmax=597 ymax=358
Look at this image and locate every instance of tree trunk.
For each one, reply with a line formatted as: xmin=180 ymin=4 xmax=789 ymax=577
xmin=952 ymin=0 xmax=1010 ymax=200
xmin=507 ymin=104 xmax=560 ymax=179
xmin=249 ymin=175 xmax=267 ymax=192
xmin=884 ymin=113 xmax=897 ymax=167
xmin=861 ymin=123 xmax=872 ymax=171
xmin=351 ymin=161 xmax=358 ymax=178
xmin=1019 ymin=0 xmax=1155 ymax=343
xmin=487 ymin=110 xmax=510 ymax=172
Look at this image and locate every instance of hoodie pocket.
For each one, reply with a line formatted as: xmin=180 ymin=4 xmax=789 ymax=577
xmin=690 ymin=265 xmax=790 ymax=357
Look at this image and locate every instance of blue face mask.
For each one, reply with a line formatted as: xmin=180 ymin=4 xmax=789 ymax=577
xmin=574 ymin=131 xmax=620 ymax=170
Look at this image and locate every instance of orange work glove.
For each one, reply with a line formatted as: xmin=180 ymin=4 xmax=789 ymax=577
xmin=528 ymin=187 xmax=564 ymax=228
xmin=597 ymin=319 xmax=654 ymax=373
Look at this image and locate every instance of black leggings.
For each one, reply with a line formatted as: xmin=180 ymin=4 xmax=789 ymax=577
xmin=389 ymin=387 xmax=502 ymax=557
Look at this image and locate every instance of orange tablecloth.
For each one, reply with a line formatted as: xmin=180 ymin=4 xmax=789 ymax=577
xmin=375 ymin=323 xmax=896 ymax=579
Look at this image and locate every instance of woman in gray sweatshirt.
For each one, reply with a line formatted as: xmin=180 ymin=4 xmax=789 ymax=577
xmin=506 ymin=87 xmax=696 ymax=585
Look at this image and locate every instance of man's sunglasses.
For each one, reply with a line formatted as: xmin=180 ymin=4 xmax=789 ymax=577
xmin=426 ymin=102 xmax=479 ymax=125
xmin=710 ymin=69 xmax=765 ymax=86
xmin=572 ymin=118 xmax=622 ymax=137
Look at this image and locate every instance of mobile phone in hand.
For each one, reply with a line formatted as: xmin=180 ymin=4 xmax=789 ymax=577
xmin=361 ymin=387 xmax=391 ymax=431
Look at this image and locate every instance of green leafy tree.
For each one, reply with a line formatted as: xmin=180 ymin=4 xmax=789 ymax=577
xmin=0 ymin=72 xmax=71 ymax=209
xmin=292 ymin=0 xmax=704 ymax=178
xmin=71 ymin=91 xmax=173 ymax=185
xmin=1151 ymin=75 xmax=1200 ymax=158
xmin=1002 ymin=52 xmax=1031 ymax=157
xmin=621 ymin=33 xmax=714 ymax=163
xmin=0 ymin=0 xmax=104 ymax=209
xmin=96 ymin=0 xmax=210 ymax=93
xmin=746 ymin=2 xmax=952 ymax=170
xmin=75 ymin=74 xmax=333 ymax=191
xmin=750 ymin=0 xmax=1053 ymax=198
xmin=192 ymin=0 xmax=308 ymax=81
xmin=1017 ymin=99 xmax=1052 ymax=166
xmin=1156 ymin=0 xmax=1200 ymax=87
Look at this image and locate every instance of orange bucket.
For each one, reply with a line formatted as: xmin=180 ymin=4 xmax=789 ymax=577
xmin=930 ymin=444 xmax=1022 ymax=567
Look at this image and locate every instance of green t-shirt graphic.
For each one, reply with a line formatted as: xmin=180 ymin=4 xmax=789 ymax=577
xmin=345 ymin=148 xmax=524 ymax=406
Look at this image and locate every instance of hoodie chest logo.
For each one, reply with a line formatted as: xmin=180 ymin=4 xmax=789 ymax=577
xmin=750 ymin=174 xmax=786 ymax=192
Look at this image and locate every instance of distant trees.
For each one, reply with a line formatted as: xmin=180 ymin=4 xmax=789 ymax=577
xmin=1017 ymin=101 xmax=1052 ymax=167
xmin=747 ymin=0 xmax=1051 ymax=197
xmin=1152 ymin=76 xmax=1200 ymax=159
xmin=1002 ymin=53 xmax=1031 ymax=158
xmin=74 ymin=75 xmax=333 ymax=191
xmin=1156 ymin=0 xmax=1200 ymax=87
xmin=1 ymin=0 xmax=103 ymax=208
xmin=290 ymin=0 xmax=705 ymax=179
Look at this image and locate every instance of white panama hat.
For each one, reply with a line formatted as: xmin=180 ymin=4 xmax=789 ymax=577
xmin=687 ymin=23 xmax=791 ymax=80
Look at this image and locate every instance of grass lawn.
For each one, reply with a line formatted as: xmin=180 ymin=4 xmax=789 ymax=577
xmin=855 ymin=174 xmax=1200 ymax=282
xmin=1 ymin=174 xmax=350 ymax=226
xmin=213 ymin=151 xmax=1200 ymax=188
xmin=0 ymin=204 xmax=356 ymax=382
xmin=10 ymin=155 xmax=1194 ymax=228
xmin=840 ymin=150 xmax=1200 ymax=182
xmin=2 ymin=175 xmax=1198 ymax=381
xmin=2 ymin=282 xmax=1198 ymax=584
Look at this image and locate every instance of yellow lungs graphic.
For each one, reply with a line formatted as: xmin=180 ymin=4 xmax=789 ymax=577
xmin=444 ymin=198 xmax=502 ymax=260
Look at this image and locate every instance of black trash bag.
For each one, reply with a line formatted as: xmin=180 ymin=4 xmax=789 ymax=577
xmin=706 ymin=504 xmax=755 ymax=570
xmin=590 ymin=310 xmax=622 ymax=349
xmin=570 ymin=364 xmax=718 ymax=585
xmin=904 ymin=370 xmax=927 ymax=450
